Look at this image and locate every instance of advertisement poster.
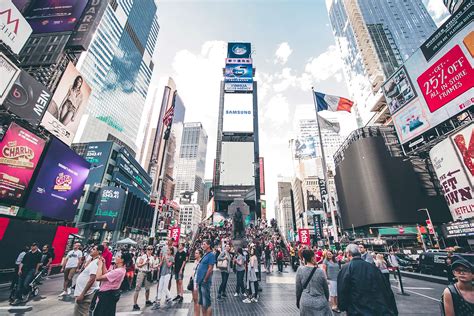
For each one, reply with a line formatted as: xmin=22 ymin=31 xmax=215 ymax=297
xmin=168 ymin=226 xmax=181 ymax=246
xmin=430 ymin=124 xmax=474 ymax=221
xmin=227 ymin=42 xmax=251 ymax=59
xmin=92 ymin=186 xmax=125 ymax=231
xmin=2 ymin=70 xmax=52 ymax=127
xmin=0 ymin=53 xmax=20 ymax=104
xmin=41 ymin=62 xmax=91 ymax=145
xmin=83 ymin=142 xmax=113 ymax=187
xmin=223 ymin=93 xmax=253 ymax=133
xmin=312 ymin=214 xmax=323 ymax=242
xmin=224 ymin=64 xmax=253 ymax=83
xmin=25 ymin=138 xmax=90 ymax=221
xmin=382 ymin=4 xmax=473 ymax=145
xmin=259 ymin=157 xmax=265 ymax=195
xmin=24 ymin=0 xmax=88 ymax=34
xmin=294 ymin=137 xmax=317 ymax=159
xmin=0 ymin=1 xmax=32 ymax=54
xmin=298 ymin=228 xmax=311 ymax=245
xmin=442 ymin=219 xmax=474 ymax=238
xmin=0 ymin=122 xmax=46 ymax=203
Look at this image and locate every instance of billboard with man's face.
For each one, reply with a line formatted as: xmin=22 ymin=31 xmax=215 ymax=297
xmin=41 ymin=62 xmax=91 ymax=145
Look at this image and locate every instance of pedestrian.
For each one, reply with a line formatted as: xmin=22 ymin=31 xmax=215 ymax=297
xmin=73 ymin=244 xmax=103 ymax=316
xmin=387 ymin=250 xmax=400 ymax=281
xmin=375 ymin=254 xmax=390 ymax=284
xmin=152 ymin=247 xmax=174 ymax=310
xmin=264 ymin=245 xmax=272 ymax=273
xmin=217 ymin=244 xmax=232 ymax=300
xmin=295 ymin=249 xmax=332 ymax=316
xmin=358 ymin=244 xmax=374 ymax=264
xmin=192 ymin=249 xmax=204 ymax=316
xmin=173 ymin=242 xmax=187 ymax=303
xmin=233 ymin=247 xmax=246 ymax=297
xmin=132 ymin=246 xmax=156 ymax=311
xmin=196 ymin=239 xmax=216 ymax=316
xmin=10 ymin=243 xmax=42 ymax=306
xmin=243 ymin=247 xmax=259 ymax=303
xmin=337 ymin=244 xmax=398 ymax=315
xmin=277 ymin=247 xmax=284 ymax=273
xmin=445 ymin=250 xmax=455 ymax=284
xmin=442 ymin=258 xmax=474 ymax=315
xmin=101 ymin=241 xmax=113 ymax=270
xmin=10 ymin=246 xmax=28 ymax=301
xmin=39 ymin=244 xmax=53 ymax=282
xmin=59 ymin=242 xmax=83 ymax=297
xmin=322 ymin=250 xmax=341 ymax=313
xmin=92 ymin=252 xmax=127 ymax=316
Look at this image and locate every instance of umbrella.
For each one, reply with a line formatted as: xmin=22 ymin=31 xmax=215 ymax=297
xmin=116 ymin=238 xmax=137 ymax=245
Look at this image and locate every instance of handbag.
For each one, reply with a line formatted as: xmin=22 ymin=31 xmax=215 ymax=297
xmin=296 ymin=267 xmax=317 ymax=309
xmin=187 ymin=277 xmax=194 ymax=291
xmin=217 ymin=258 xmax=229 ymax=270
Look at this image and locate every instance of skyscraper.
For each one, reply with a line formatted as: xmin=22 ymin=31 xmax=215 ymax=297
xmin=75 ymin=0 xmax=159 ymax=153
xmin=327 ymin=0 xmax=437 ymax=125
xmin=173 ymin=122 xmax=208 ymax=207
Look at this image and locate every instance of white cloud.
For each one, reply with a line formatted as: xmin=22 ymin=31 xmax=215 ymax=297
xmin=274 ymin=42 xmax=293 ymax=65
xmin=304 ymin=45 xmax=343 ymax=83
xmin=262 ymin=94 xmax=290 ymax=125
xmin=422 ymin=0 xmax=450 ymax=26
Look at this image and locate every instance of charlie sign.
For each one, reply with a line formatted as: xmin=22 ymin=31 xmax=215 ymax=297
xmin=430 ymin=123 xmax=474 ymax=220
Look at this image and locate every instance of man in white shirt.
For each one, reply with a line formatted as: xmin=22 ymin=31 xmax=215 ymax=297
xmin=59 ymin=242 xmax=83 ymax=296
xmin=73 ymin=244 xmax=103 ymax=316
xmin=133 ymin=246 xmax=157 ymax=311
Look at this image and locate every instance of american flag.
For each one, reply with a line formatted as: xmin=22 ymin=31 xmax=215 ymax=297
xmin=162 ymin=106 xmax=174 ymax=126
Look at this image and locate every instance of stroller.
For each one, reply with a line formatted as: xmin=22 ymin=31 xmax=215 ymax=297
xmin=9 ymin=268 xmax=45 ymax=303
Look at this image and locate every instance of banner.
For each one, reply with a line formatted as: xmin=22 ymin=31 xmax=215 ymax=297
xmin=25 ymin=137 xmax=90 ymax=221
xmin=312 ymin=214 xmax=323 ymax=242
xmin=318 ymin=178 xmax=327 ymax=197
xmin=2 ymin=70 xmax=52 ymax=127
xmin=41 ymin=62 xmax=91 ymax=145
xmin=0 ymin=1 xmax=32 ymax=54
xmin=383 ymin=3 xmax=473 ymax=145
xmin=0 ymin=122 xmax=46 ymax=203
xmin=442 ymin=218 xmax=474 ymax=238
xmin=259 ymin=157 xmax=265 ymax=195
xmin=168 ymin=226 xmax=181 ymax=246
xmin=298 ymin=228 xmax=311 ymax=245
xmin=430 ymin=123 xmax=474 ymax=221
xmin=0 ymin=53 xmax=20 ymax=104
xmin=92 ymin=186 xmax=125 ymax=230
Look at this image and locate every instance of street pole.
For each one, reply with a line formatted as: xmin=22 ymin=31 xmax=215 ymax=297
xmin=419 ymin=208 xmax=439 ymax=248
xmin=313 ymin=88 xmax=339 ymax=243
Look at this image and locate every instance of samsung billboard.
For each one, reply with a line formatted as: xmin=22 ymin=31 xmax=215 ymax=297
xmin=223 ymin=93 xmax=253 ymax=133
xmin=382 ymin=2 xmax=473 ymax=146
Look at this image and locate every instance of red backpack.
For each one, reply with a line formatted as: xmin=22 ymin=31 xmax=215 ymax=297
xmin=277 ymin=251 xmax=283 ymax=260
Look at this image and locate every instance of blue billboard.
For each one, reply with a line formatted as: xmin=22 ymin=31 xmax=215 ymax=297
xmin=92 ymin=186 xmax=125 ymax=230
xmin=227 ymin=43 xmax=251 ymax=58
xmin=224 ymin=64 xmax=253 ymax=83
xmin=83 ymin=142 xmax=113 ymax=187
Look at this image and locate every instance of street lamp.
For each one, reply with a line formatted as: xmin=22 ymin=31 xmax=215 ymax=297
xmin=417 ymin=208 xmax=439 ymax=248
xmin=76 ymin=221 xmax=106 ymax=228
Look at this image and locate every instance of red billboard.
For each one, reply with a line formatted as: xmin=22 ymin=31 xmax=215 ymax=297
xmin=259 ymin=157 xmax=265 ymax=195
xmin=0 ymin=122 xmax=46 ymax=203
xmin=168 ymin=226 xmax=181 ymax=246
xmin=298 ymin=228 xmax=311 ymax=245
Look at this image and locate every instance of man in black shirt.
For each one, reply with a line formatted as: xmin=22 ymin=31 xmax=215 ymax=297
xmin=173 ymin=243 xmax=187 ymax=303
xmin=11 ymin=243 xmax=42 ymax=305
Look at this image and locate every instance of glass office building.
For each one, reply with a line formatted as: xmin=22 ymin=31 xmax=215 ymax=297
xmin=327 ymin=0 xmax=437 ymax=125
xmin=76 ymin=0 xmax=159 ymax=152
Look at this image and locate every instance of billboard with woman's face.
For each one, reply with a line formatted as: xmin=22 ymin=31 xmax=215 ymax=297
xmin=41 ymin=62 xmax=91 ymax=145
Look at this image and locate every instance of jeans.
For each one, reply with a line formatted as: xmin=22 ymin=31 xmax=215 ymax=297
xmin=277 ymin=259 xmax=283 ymax=272
xmin=235 ymin=270 xmax=245 ymax=294
xmin=15 ymin=269 xmax=35 ymax=299
xmin=198 ymin=281 xmax=212 ymax=308
xmin=265 ymin=258 xmax=271 ymax=272
xmin=218 ymin=271 xmax=229 ymax=296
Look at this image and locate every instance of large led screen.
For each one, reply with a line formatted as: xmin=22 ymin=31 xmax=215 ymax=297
xmin=382 ymin=3 xmax=473 ymax=145
xmin=41 ymin=62 xmax=91 ymax=145
xmin=0 ymin=123 xmax=46 ymax=203
xmin=25 ymin=137 xmax=90 ymax=221
xmin=223 ymin=94 xmax=253 ymax=133
xmin=92 ymin=186 xmax=125 ymax=230
xmin=220 ymin=142 xmax=254 ymax=186
xmin=24 ymin=0 xmax=88 ymax=34
xmin=83 ymin=142 xmax=113 ymax=187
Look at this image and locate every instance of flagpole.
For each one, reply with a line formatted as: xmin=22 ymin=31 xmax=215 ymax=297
xmin=311 ymin=87 xmax=339 ymax=244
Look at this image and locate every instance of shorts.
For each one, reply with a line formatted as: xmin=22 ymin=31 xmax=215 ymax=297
xmin=175 ymin=271 xmax=184 ymax=281
xmin=64 ymin=267 xmax=76 ymax=282
xmin=198 ymin=281 xmax=212 ymax=308
xmin=328 ymin=280 xmax=337 ymax=297
xmin=135 ymin=271 xmax=152 ymax=292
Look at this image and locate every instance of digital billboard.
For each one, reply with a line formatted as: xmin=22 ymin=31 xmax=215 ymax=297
xmin=223 ymin=93 xmax=253 ymax=133
xmin=25 ymin=137 xmax=90 ymax=221
xmin=259 ymin=157 xmax=265 ymax=195
xmin=293 ymin=137 xmax=317 ymax=159
xmin=1 ymin=70 xmax=52 ymax=127
xmin=227 ymin=42 xmax=251 ymax=58
xmin=224 ymin=63 xmax=253 ymax=84
xmin=0 ymin=122 xmax=46 ymax=203
xmin=24 ymin=0 xmax=88 ymax=34
xmin=430 ymin=123 xmax=474 ymax=221
xmin=383 ymin=3 xmax=473 ymax=145
xmin=92 ymin=186 xmax=125 ymax=231
xmin=0 ymin=53 xmax=20 ymax=105
xmin=41 ymin=62 xmax=91 ymax=145
xmin=83 ymin=141 xmax=113 ymax=187
xmin=220 ymin=142 xmax=254 ymax=186
xmin=0 ymin=1 xmax=32 ymax=54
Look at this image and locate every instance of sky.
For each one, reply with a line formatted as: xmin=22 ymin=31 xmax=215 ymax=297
xmin=146 ymin=0 xmax=449 ymax=219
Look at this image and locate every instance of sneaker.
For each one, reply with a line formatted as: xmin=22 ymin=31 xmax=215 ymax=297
xmin=145 ymin=300 xmax=153 ymax=306
xmin=133 ymin=304 xmax=140 ymax=311
xmin=151 ymin=303 xmax=160 ymax=310
xmin=172 ymin=295 xmax=180 ymax=301
xmin=58 ymin=291 xmax=67 ymax=297
xmin=67 ymin=288 xmax=72 ymax=295
xmin=242 ymin=298 xmax=252 ymax=304
xmin=251 ymin=297 xmax=258 ymax=303
xmin=234 ymin=293 xmax=239 ymax=297
xmin=10 ymin=299 xmax=21 ymax=306
xmin=177 ymin=296 xmax=184 ymax=303
xmin=166 ymin=298 xmax=173 ymax=305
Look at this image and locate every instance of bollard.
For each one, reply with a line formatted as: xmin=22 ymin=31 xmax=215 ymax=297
xmin=396 ymin=268 xmax=409 ymax=296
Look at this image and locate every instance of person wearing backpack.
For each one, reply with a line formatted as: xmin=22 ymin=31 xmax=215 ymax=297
xmin=442 ymin=258 xmax=474 ymax=315
xmin=296 ymin=249 xmax=332 ymax=316
xmin=217 ymin=244 xmax=232 ymax=301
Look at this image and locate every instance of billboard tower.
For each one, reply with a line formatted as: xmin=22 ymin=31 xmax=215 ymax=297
xmin=213 ymin=43 xmax=261 ymax=220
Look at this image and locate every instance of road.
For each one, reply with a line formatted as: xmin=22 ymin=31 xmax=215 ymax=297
xmin=0 ymin=264 xmax=444 ymax=315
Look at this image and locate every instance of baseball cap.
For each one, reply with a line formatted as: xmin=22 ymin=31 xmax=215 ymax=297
xmin=451 ymin=257 xmax=473 ymax=272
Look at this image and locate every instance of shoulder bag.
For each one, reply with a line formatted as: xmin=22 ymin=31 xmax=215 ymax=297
xmin=296 ymin=267 xmax=317 ymax=309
